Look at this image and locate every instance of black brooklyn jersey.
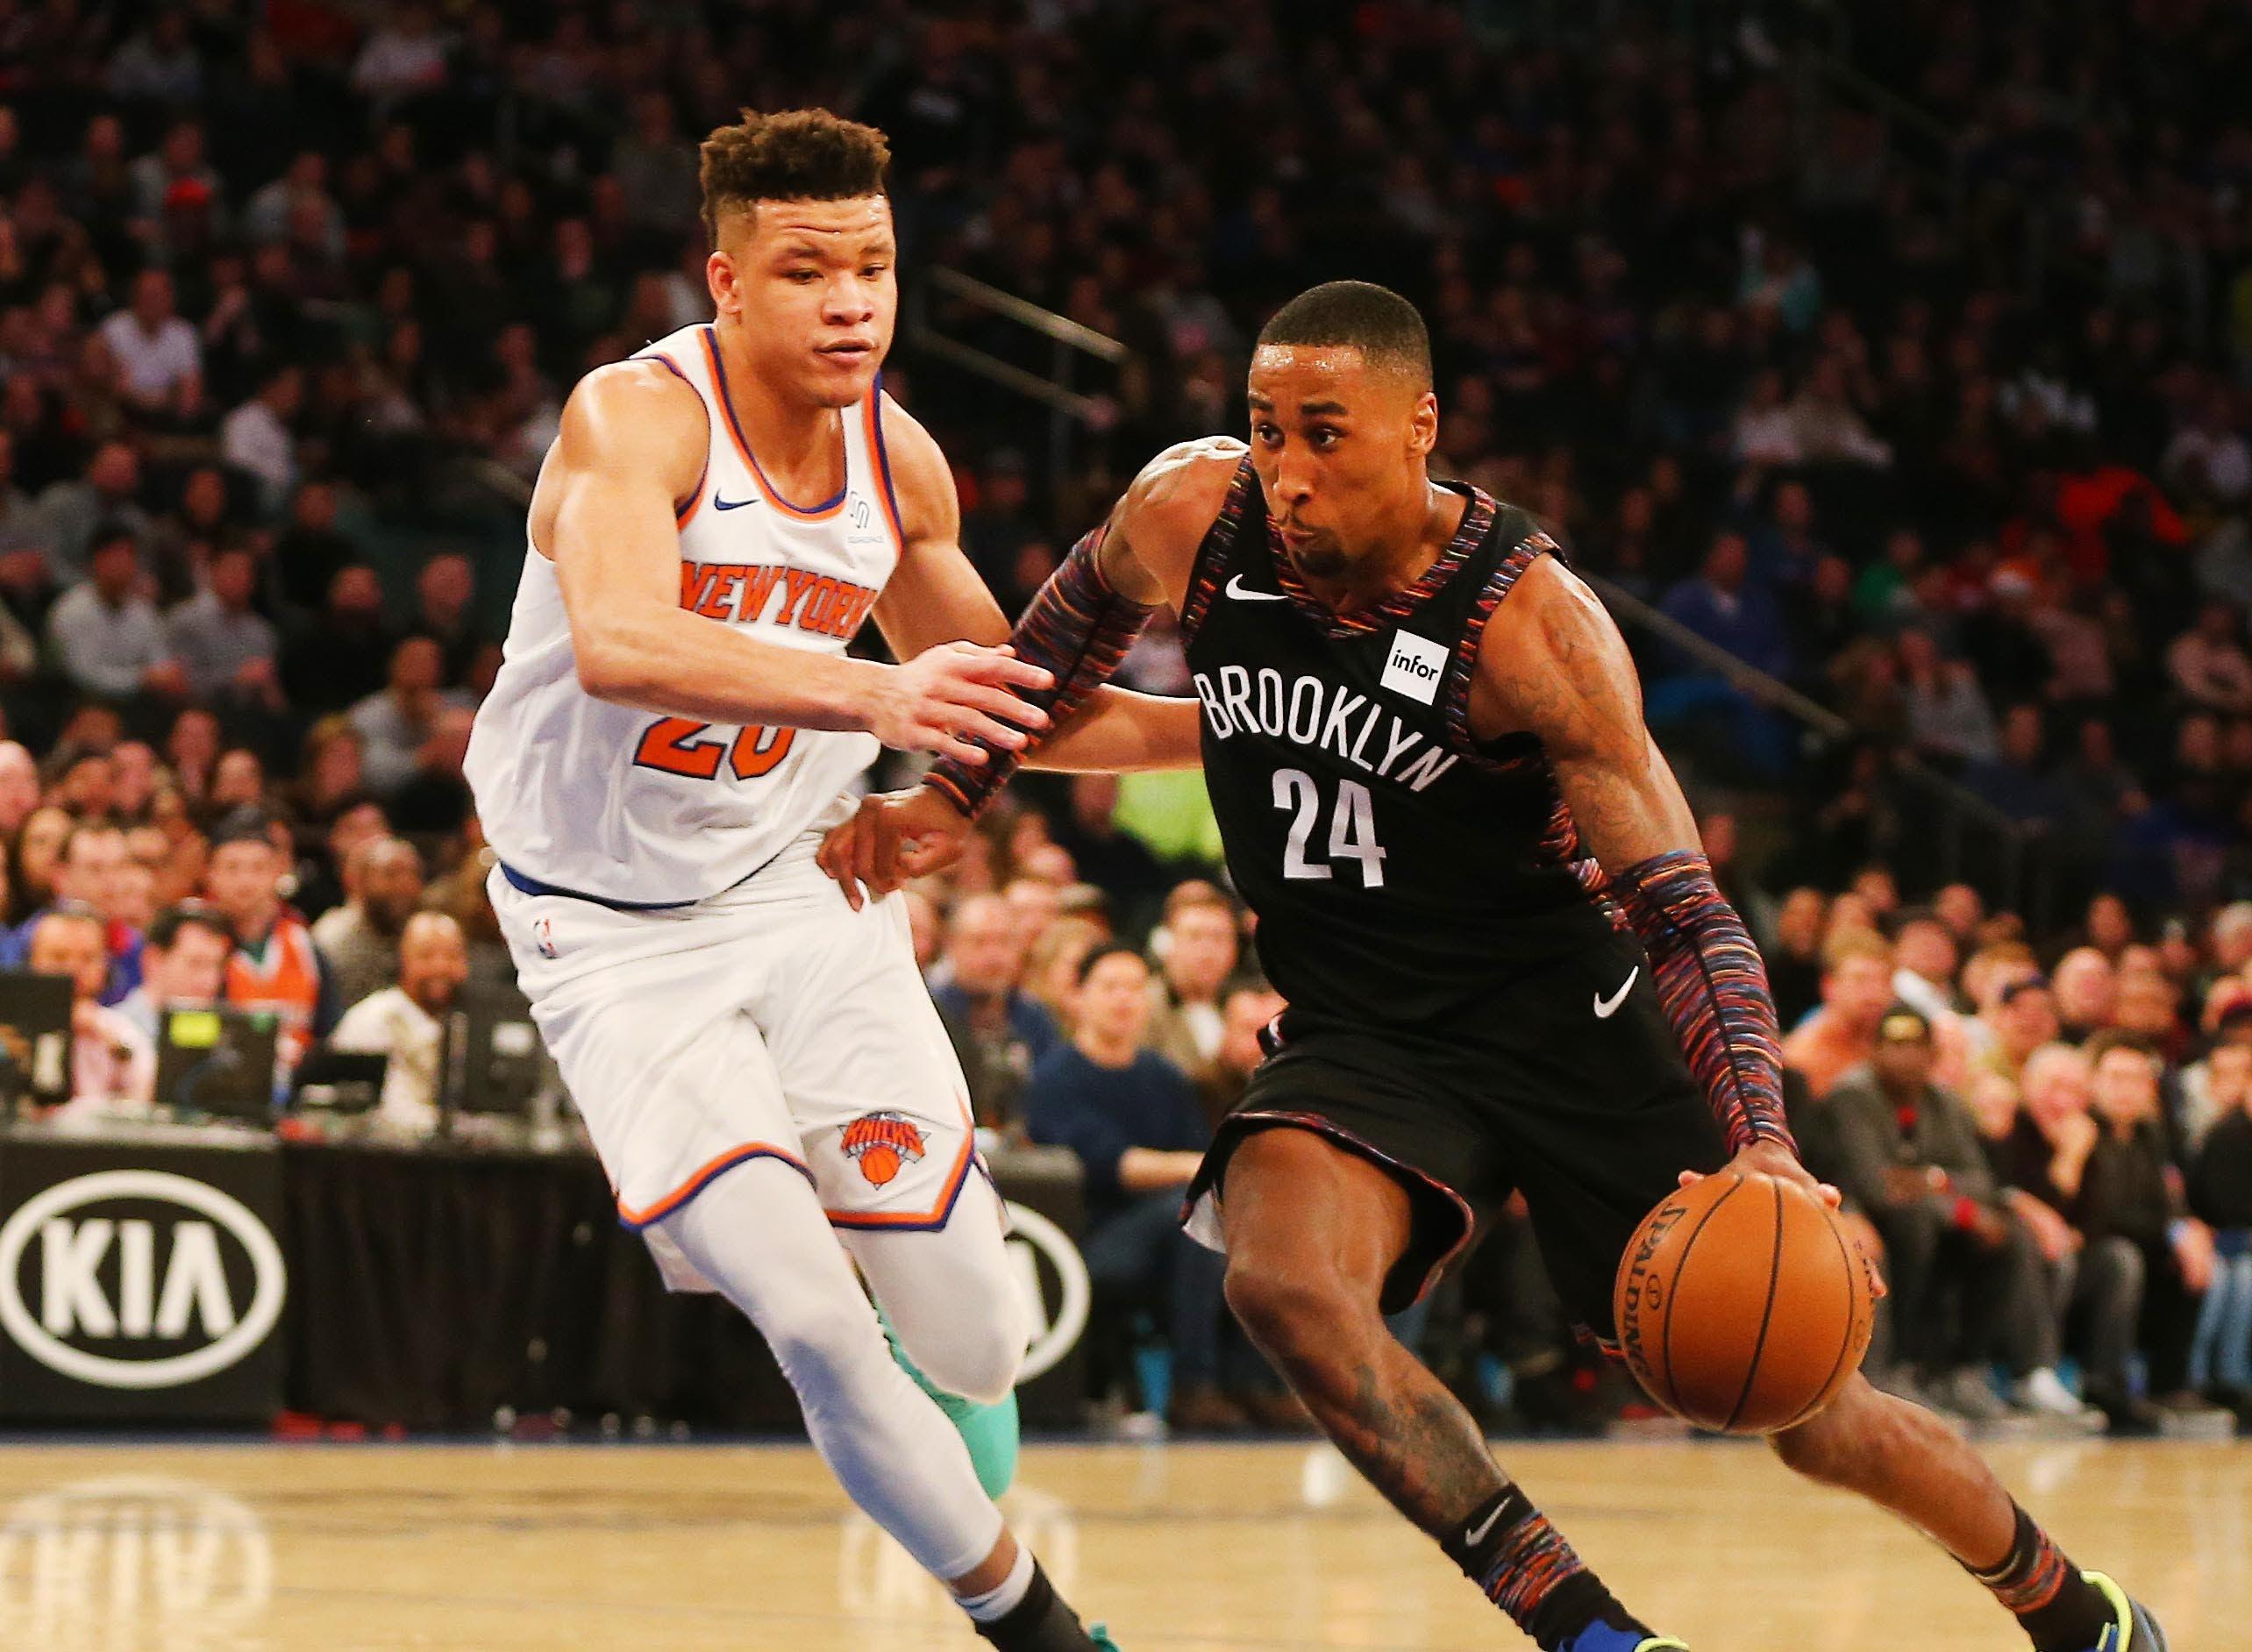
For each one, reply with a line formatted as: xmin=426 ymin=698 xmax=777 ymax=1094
xmin=1179 ymin=458 xmax=1617 ymax=1036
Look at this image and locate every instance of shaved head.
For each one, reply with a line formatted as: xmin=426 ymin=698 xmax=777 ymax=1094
xmin=1256 ymin=281 xmax=1432 ymax=392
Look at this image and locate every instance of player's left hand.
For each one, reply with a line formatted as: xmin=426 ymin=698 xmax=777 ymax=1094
xmin=817 ymin=784 xmax=973 ymax=909
xmin=1680 ymin=1137 xmax=1842 ymax=1211
xmin=1681 ymin=1140 xmax=1886 ymax=1298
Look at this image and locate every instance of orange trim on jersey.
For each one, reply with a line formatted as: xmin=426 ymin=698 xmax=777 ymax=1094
xmin=701 ymin=326 xmax=849 ymax=520
xmin=638 ymin=351 xmax=709 ymax=524
xmin=863 ymin=389 xmax=907 ymax=554
xmin=617 ymin=1141 xmax=814 ymax=1229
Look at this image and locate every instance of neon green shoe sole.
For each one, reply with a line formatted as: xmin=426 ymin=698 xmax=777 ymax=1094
xmin=2082 ymin=1571 xmax=2167 ymax=1651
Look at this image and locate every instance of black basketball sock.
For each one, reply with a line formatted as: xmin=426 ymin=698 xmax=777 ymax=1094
xmin=971 ymin=1561 xmax=1104 ymax=1652
xmin=1963 ymin=1503 xmax=2113 ymax=1652
xmin=1441 ymin=1485 xmax=1651 ymax=1651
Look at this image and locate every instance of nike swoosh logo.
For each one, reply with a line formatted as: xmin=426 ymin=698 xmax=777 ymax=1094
xmin=1226 ymin=574 xmax=1289 ymax=602
xmin=713 ymin=494 xmax=759 ymax=510
xmin=1464 ymin=1502 xmax=1506 ymax=1548
xmin=1593 ymin=965 xmax=1639 ymax=1019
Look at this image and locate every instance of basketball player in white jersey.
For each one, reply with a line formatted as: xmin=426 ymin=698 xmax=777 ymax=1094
xmin=465 ymin=110 xmax=1194 ymax=1650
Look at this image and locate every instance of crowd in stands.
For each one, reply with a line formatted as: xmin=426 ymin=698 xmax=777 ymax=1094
xmin=0 ymin=1 xmax=2249 ymax=1432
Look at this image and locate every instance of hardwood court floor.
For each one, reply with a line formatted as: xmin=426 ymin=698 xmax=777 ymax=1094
xmin=0 ymin=1437 xmax=2240 ymax=1650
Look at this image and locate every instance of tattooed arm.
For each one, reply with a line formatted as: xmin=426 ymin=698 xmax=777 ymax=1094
xmin=1472 ymin=556 xmax=1819 ymax=1189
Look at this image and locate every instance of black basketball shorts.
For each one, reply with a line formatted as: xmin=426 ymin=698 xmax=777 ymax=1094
xmin=1182 ymin=939 xmax=1728 ymax=1342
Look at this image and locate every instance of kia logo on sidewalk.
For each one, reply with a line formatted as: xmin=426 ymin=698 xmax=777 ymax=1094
xmin=0 ymin=1171 xmax=287 ymax=1390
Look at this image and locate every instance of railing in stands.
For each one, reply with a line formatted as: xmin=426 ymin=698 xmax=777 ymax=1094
xmin=906 ymin=267 xmax=1130 ymax=501
xmin=1591 ymin=573 xmax=2059 ymax=929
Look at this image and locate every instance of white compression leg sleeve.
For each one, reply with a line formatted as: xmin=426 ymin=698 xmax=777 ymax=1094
xmin=843 ymin=1171 xmax=1030 ymax=1406
xmin=656 ymin=1156 xmax=1005 ymax=1582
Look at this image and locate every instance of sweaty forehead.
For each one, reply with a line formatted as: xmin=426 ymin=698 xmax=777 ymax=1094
xmin=1248 ymin=343 xmax=1418 ymax=414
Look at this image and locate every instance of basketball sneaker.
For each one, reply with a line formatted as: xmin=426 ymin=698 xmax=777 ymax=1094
xmin=2077 ymin=1571 xmax=2167 ymax=1651
xmin=880 ymin=1311 xmax=1020 ymax=1499
xmin=1556 ymin=1627 xmax=1689 ymax=1652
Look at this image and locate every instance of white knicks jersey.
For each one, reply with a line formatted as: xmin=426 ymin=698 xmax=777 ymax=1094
xmin=466 ymin=324 xmax=903 ymax=905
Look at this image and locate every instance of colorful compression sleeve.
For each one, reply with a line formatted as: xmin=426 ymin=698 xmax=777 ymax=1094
xmin=923 ymin=523 xmax=1151 ymax=818
xmin=1610 ymin=849 xmax=1796 ymax=1155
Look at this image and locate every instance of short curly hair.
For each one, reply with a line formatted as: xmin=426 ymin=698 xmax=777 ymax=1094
xmin=698 ymin=108 xmax=891 ymax=246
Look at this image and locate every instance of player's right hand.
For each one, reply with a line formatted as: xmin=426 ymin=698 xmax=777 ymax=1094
xmin=870 ymin=641 xmax=1052 ymax=763
xmin=818 ymin=785 xmax=973 ymax=909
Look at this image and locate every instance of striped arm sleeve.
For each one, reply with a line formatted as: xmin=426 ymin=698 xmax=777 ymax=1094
xmin=924 ymin=523 xmax=1152 ymax=817
xmin=1610 ymin=849 xmax=1795 ymax=1156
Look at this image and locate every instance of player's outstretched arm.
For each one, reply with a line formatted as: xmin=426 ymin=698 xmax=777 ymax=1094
xmin=1476 ymin=556 xmax=1820 ymax=1192
xmin=818 ymin=438 xmax=1237 ymax=907
xmin=546 ymin=363 xmax=1050 ymax=765
xmin=868 ymin=398 xmax=1203 ymax=775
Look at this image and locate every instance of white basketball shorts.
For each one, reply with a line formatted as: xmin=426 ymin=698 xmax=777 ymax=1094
xmin=488 ymin=816 xmax=980 ymax=1285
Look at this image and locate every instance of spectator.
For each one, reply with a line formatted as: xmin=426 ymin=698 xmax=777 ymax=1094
xmin=1049 ymin=775 xmax=1171 ymax=923
xmin=203 ymin=809 xmax=325 ymax=1072
xmin=1822 ymin=1006 xmax=2090 ymax=1424
xmin=218 ymin=363 xmax=302 ymax=512
xmin=414 ymin=553 xmax=484 ymax=688
xmin=2052 ymin=946 xmax=2119 ymax=1043
xmin=1659 ymin=530 xmax=1791 ymax=680
xmin=26 ymin=904 xmax=152 ymax=1111
xmin=2167 ymin=600 xmax=2252 ymax=716
xmin=46 ymin=527 xmax=184 ymax=706
xmin=1783 ymin=931 xmax=1895 ymax=1100
xmin=33 ymin=821 xmax=142 ymax=1005
xmin=929 ymin=894 xmax=1058 ymax=1131
xmin=350 ymin=636 xmax=462 ymax=798
xmin=1899 ymin=629 xmax=1999 ymax=763
xmin=1765 ymin=887 xmax=1828 ymax=1026
xmin=1145 ymin=886 xmax=1241 ymax=1078
xmin=97 ymin=269 xmax=201 ymax=423
xmin=1999 ymin=1043 xmax=2154 ymax=1431
xmin=2078 ymin=1034 xmax=2218 ymax=1415
xmin=1972 ymin=972 xmax=2058 ymax=1086
xmin=1023 ymin=944 xmax=1235 ymax=1430
xmin=11 ymin=805 xmax=73 ymax=922
xmin=31 ymin=445 xmax=149 ymax=594
xmin=1196 ymin=980 xmax=1285 ymax=1127
xmin=1963 ymin=703 xmax=2070 ymax=829
xmin=113 ymin=901 xmax=233 ymax=1041
xmin=1021 ymin=914 xmax=1106 ymax=1036
xmin=2185 ymin=1068 xmax=2252 ymax=1414
xmin=0 ymin=742 xmax=39 ymax=837
xmin=2178 ymin=1036 xmax=2252 ymax=1156
xmin=1889 ymin=907 xmax=1959 ymax=1023
xmin=166 ymin=545 xmax=281 ymax=708
xmin=329 ymin=910 xmax=470 ymax=1132
xmin=310 ymin=837 xmax=424 ymax=1013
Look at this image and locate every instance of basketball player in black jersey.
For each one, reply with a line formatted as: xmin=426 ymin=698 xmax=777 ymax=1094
xmin=821 ymin=283 xmax=2163 ymax=1652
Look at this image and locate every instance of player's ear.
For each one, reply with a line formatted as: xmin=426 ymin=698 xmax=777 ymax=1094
xmin=1409 ymin=388 xmax=1438 ymax=458
xmin=705 ymin=247 xmax=739 ymax=317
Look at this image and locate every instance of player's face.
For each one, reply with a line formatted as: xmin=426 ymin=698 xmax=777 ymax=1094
xmin=1247 ymin=345 xmax=1436 ymax=581
xmin=709 ymin=196 xmax=896 ymax=409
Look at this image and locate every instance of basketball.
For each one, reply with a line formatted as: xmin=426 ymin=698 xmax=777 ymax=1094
xmin=1613 ymin=1171 xmax=1878 ymax=1436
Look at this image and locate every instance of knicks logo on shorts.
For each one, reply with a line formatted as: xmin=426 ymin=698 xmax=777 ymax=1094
xmin=841 ymin=1112 xmax=926 ymax=1188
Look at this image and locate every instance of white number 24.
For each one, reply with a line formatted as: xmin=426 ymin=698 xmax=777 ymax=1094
xmin=1272 ymin=768 xmax=1387 ymax=887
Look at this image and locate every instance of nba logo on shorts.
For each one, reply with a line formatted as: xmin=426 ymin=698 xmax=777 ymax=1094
xmin=1380 ymin=630 xmax=1448 ymax=705
xmin=841 ymin=1112 xmax=926 ymax=1187
xmin=535 ymin=917 xmax=558 ymax=959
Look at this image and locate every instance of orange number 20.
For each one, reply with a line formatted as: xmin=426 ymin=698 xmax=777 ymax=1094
xmin=633 ymin=717 xmax=796 ymax=781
